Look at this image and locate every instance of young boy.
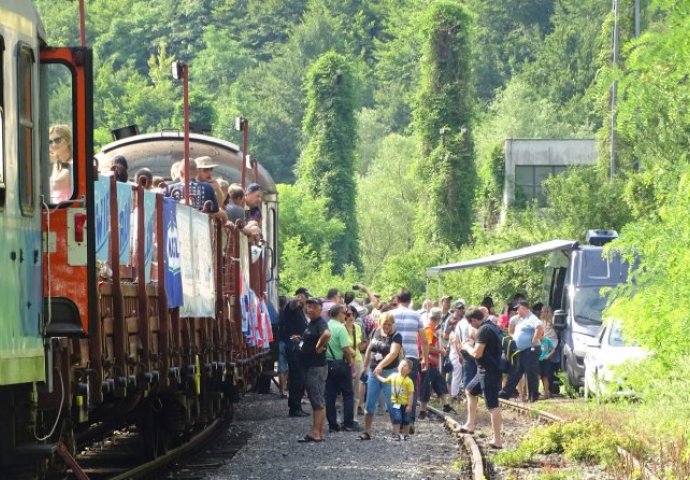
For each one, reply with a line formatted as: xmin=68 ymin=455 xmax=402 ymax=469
xmin=375 ymin=359 xmax=415 ymax=441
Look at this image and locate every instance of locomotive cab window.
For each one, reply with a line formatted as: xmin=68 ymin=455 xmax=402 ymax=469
xmin=0 ymin=36 xmax=5 ymax=208
xmin=17 ymin=44 xmax=35 ymax=215
xmin=40 ymin=61 xmax=75 ymax=205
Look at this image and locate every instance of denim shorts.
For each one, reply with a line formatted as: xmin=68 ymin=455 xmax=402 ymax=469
xmin=469 ymin=369 xmax=501 ymax=410
xmin=462 ymin=355 xmax=477 ymax=390
xmin=277 ymin=341 xmax=289 ymax=374
xmin=389 ymin=404 xmax=411 ymax=426
xmin=365 ymin=368 xmax=394 ymax=414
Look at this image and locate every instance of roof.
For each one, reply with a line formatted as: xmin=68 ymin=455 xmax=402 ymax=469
xmin=427 ymin=239 xmax=579 ymax=276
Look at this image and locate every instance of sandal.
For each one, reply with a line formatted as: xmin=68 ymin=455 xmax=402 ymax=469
xmin=357 ymin=432 xmax=371 ymax=441
xmin=298 ymin=435 xmax=323 ymax=443
xmin=488 ymin=442 xmax=503 ymax=449
xmin=459 ymin=426 xmax=475 ymax=434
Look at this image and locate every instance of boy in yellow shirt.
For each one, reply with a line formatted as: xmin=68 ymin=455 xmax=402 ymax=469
xmin=375 ymin=359 xmax=415 ymax=440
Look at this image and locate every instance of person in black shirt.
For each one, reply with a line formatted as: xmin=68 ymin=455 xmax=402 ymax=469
xmin=461 ymin=307 xmax=503 ymax=449
xmin=281 ymin=288 xmax=310 ymax=417
xmin=298 ymin=298 xmax=331 ymax=442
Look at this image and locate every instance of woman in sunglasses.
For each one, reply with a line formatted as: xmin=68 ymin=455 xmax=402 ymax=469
xmin=48 ymin=124 xmax=73 ymax=203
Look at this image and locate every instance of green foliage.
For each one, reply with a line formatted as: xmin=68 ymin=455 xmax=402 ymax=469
xmin=494 ymin=420 xmax=625 ymax=469
xmin=297 ymin=51 xmax=360 ymax=272
xmin=413 ymin=1 xmax=476 ymax=247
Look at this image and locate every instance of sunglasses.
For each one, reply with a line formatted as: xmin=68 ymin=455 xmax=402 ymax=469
xmin=49 ymin=137 xmax=64 ymax=145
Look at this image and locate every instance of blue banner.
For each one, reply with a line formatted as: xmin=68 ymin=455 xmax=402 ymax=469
xmin=143 ymin=190 xmax=156 ymax=283
xmin=162 ymin=198 xmax=183 ymax=308
xmin=94 ymin=175 xmax=110 ymax=262
xmin=116 ymin=181 xmax=132 ymax=265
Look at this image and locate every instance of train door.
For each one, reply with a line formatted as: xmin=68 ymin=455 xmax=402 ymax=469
xmin=39 ymin=47 xmax=95 ymax=338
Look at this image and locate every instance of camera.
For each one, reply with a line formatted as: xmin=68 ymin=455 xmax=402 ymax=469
xmin=352 ymin=284 xmax=360 ymax=290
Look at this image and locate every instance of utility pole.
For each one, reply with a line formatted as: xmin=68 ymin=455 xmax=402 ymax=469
xmin=634 ymin=0 xmax=641 ymax=37
xmin=610 ymin=0 xmax=620 ymax=179
xmin=172 ymin=61 xmax=190 ymax=205
xmin=235 ymin=117 xmax=249 ymax=189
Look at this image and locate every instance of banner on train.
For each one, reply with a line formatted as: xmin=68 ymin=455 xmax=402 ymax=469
xmin=162 ymin=198 xmax=183 ymax=308
xmin=94 ymin=175 xmax=110 ymax=262
xmin=116 ymin=181 xmax=132 ymax=265
xmin=177 ymin=206 xmax=215 ymax=317
xmin=143 ymin=190 xmax=156 ymax=283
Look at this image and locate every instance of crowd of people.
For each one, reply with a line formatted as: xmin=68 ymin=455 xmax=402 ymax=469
xmin=276 ymin=287 xmax=561 ymax=448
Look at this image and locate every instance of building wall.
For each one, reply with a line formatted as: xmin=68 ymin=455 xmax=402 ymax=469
xmin=503 ymin=139 xmax=598 ymax=208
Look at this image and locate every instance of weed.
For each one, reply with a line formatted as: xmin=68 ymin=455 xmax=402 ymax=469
xmin=555 ymin=371 xmax=579 ymax=399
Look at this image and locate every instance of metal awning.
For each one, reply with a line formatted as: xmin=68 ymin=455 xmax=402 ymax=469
xmin=427 ymin=239 xmax=578 ymax=276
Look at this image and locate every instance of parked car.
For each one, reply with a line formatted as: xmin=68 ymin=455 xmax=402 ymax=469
xmin=583 ymin=321 xmax=647 ymax=399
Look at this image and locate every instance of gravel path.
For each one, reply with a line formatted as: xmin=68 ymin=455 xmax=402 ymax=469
xmin=205 ymin=392 xmax=463 ymax=480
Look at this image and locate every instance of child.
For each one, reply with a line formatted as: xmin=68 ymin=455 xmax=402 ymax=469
xmin=375 ymin=359 xmax=415 ymax=441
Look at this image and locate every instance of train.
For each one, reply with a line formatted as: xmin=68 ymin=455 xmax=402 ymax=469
xmin=0 ymin=2 xmax=278 ymax=478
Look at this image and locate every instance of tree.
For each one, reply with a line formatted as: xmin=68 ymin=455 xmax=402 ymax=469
xmin=297 ymin=51 xmax=360 ymax=272
xmin=413 ymin=1 xmax=476 ymax=247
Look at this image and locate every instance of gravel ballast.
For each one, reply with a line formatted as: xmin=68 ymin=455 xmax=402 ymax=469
xmin=206 ymin=392 xmax=462 ymax=480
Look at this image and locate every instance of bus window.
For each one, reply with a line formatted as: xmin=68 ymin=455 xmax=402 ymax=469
xmin=40 ymin=62 xmax=75 ymax=205
xmin=17 ymin=44 xmax=34 ymax=215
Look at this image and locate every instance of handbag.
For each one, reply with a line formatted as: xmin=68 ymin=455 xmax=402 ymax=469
xmin=327 ymin=344 xmax=350 ymax=377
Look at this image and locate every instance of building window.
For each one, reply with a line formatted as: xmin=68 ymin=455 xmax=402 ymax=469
xmin=514 ymin=165 xmax=568 ymax=207
xmin=17 ymin=44 xmax=35 ymax=215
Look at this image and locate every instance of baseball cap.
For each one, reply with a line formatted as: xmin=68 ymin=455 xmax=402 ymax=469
xmin=517 ymin=300 xmax=530 ymax=309
xmin=305 ymin=297 xmax=322 ymax=306
xmin=454 ymin=299 xmax=466 ymax=309
xmin=294 ymin=287 xmax=311 ymax=297
xmin=429 ymin=307 xmax=443 ymax=319
xmin=247 ymin=182 xmax=263 ymax=193
xmin=441 ymin=295 xmax=452 ymax=302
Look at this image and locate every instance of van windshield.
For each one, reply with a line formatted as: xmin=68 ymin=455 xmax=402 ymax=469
xmin=573 ymin=286 xmax=610 ymax=327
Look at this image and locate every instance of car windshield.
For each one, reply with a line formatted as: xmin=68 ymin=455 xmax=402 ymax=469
xmin=608 ymin=323 xmax=636 ymax=347
xmin=573 ymin=286 xmax=610 ymax=327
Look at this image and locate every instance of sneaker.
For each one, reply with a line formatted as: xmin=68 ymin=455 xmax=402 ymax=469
xmin=418 ymin=411 xmax=427 ymax=420
xmin=279 ymin=393 xmax=288 ymax=399
xmin=443 ymin=404 xmax=456 ymax=413
xmin=329 ymin=424 xmax=341 ymax=433
xmin=341 ymin=424 xmax=360 ymax=432
xmin=408 ymin=424 xmax=415 ymax=435
xmin=390 ymin=434 xmax=401 ymax=441
xmin=357 ymin=406 xmax=365 ymax=416
xmin=403 ymin=434 xmax=410 ymax=441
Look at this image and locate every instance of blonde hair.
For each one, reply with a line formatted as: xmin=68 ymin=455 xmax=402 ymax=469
xmin=379 ymin=312 xmax=395 ymax=328
xmin=49 ymin=124 xmax=73 ymax=154
xmin=170 ymin=160 xmax=182 ymax=181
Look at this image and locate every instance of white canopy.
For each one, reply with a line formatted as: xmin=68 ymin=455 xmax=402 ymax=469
xmin=426 ymin=239 xmax=578 ymax=276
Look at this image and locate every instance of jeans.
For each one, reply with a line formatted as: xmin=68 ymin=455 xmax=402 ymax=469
xmin=500 ymin=346 xmax=541 ymax=401
xmin=420 ymin=365 xmax=448 ymax=402
xmin=325 ymin=362 xmax=355 ymax=427
xmin=365 ymin=367 xmax=394 ymax=414
xmin=390 ymin=404 xmax=411 ymax=426
xmin=286 ymin=342 xmax=305 ymax=413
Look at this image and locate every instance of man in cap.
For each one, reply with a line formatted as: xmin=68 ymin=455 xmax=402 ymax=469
xmin=245 ymin=182 xmax=264 ymax=223
xmin=194 ymin=156 xmax=225 ymax=220
xmin=298 ymin=297 xmax=331 ymax=442
xmin=167 ymin=159 xmax=219 ymax=212
xmin=280 ymin=287 xmax=311 ymax=417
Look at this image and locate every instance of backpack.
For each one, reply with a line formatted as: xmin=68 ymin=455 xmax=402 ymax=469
xmin=501 ymin=334 xmax=519 ymax=367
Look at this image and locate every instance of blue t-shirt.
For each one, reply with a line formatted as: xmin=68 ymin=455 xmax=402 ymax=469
xmin=513 ymin=314 xmax=543 ymax=351
xmin=167 ymin=179 xmax=219 ymax=212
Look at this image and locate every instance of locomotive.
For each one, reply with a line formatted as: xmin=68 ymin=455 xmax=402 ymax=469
xmin=0 ymin=2 xmax=277 ymax=478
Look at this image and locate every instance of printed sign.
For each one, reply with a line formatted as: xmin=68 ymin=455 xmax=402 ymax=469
xmin=143 ymin=190 xmax=156 ymax=283
xmin=116 ymin=181 xmax=132 ymax=265
xmin=94 ymin=175 xmax=110 ymax=262
xmin=162 ymin=198 xmax=183 ymax=308
xmin=177 ymin=207 xmax=215 ymax=318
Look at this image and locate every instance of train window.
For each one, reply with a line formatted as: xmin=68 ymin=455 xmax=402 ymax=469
xmin=0 ymin=36 xmax=5 ymax=207
xmin=17 ymin=44 xmax=34 ymax=215
xmin=40 ymin=62 xmax=75 ymax=204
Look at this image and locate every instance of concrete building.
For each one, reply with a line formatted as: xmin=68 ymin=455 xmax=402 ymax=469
xmin=503 ymin=139 xmax=598 ymax=208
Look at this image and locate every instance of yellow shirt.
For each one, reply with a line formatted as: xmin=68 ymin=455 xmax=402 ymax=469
xmin=383 ymin=373 xmax=414 ymax=405
xmin=348 ymin=323 xmax=363 ymax=362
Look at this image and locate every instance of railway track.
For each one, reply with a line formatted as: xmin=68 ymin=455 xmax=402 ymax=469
xmin=427 ymin=398 xmax=658 ymax=480
xmin=69 ymin=417 xmax=235 ymax=480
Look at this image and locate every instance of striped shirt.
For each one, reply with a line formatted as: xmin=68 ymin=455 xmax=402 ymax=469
xmin=391 ymin=306 xmax=424 ymax=359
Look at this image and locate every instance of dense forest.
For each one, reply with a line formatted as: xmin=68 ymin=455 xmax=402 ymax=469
xmin=37 ymin=0 xmax=690 ymax=449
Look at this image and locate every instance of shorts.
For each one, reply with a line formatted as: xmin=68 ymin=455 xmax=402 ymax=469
xmin=365 ymin=368 xmax=394 ymax=414
xmin=390 ymin=404 xmax=411 ymax=426
xmin=462 ymin=355 xmax=477 ymax=390
xmin=277 ymin=341 xmax=289 ymax=374
xmin=539 ymin=359 xmax=552 ymax=377
xmin=469 ymin=369 xmax=501 ymax=410
xmin=305 ymin=365 xmax=328 ymax=409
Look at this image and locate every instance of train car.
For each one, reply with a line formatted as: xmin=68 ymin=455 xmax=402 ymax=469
xmin=1 ymin=2 xmax=277 ymax=478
